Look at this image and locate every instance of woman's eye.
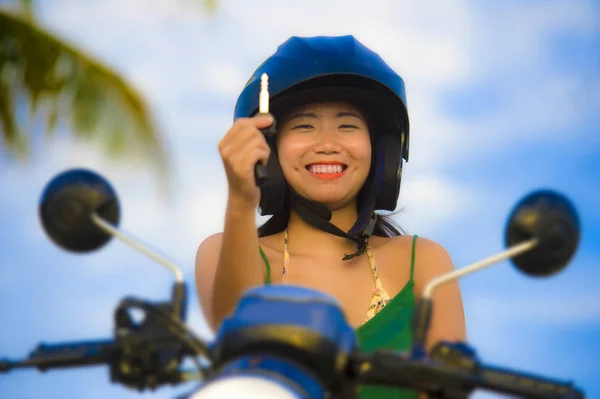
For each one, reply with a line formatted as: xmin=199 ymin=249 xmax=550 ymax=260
xmin=293 ymin=124 xmax=313 ymax=130
xmin=339 ymin=124 xmax=358 ymax=129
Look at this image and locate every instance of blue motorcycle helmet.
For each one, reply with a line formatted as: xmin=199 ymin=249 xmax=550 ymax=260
xmin=234 ymin=35 xmax=410 ymax=260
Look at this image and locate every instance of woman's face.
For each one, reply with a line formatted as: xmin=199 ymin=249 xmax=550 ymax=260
xmin=277 ymin=101 xmax=372 ymax=210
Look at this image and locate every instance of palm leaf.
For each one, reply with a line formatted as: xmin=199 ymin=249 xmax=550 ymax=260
xmin=0 ymin=9 xmax=171 ymax=191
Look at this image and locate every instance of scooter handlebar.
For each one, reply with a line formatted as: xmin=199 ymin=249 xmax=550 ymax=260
xmin=0 ymin=339 xmax=116 ymax=372
xmin=352 ymin=344 xmax=584 ymax=399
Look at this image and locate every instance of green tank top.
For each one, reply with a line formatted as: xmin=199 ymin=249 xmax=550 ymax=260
xmin=259 ymin=235 xmax=419 ymax=398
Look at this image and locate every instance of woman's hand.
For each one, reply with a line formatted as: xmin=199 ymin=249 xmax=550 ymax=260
xmin=218 ymin=115 xmax=274 ymax=209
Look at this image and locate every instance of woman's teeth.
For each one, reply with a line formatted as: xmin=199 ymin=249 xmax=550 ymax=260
xmin=308 ymin=164 xmax=344 ymax=174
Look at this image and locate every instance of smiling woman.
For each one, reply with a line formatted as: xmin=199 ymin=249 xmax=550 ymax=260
xmin=195 ymin=35 xmax=466 ymax=399
xmin=277 ymin=102 xmax=372 ymax=208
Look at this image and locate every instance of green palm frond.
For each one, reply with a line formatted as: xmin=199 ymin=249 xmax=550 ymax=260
xmin=201 ymin=0 xmax=218 ymax=14
xmin=0 ymin=9 xmax=170 ymax=190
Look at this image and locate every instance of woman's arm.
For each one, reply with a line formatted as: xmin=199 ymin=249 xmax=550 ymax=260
xmin=412 ymin=237 xmax=466 ymax=352
xmin=195 ymin=196 xmax=266 ymax=334
xmin=412 ymin=238 xmax=466 ymax=399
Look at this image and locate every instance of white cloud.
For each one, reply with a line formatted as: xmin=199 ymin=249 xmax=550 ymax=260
xmin=200 ymin=61 xmax=249 ymax=98
xmin=456 ymin=0 xmax=598 ymax=83
xmin=435 ymin=0 xmax=600 ymax=155
xmin=35 ymin=0 xmax=478 ymax=169
xmin=34 ymin=0 xmax=599 ymax=170
xmin=395 ymin=174 xmax=479 ymax=235
xmin=167 ymin=112 xmax=233 ymax=140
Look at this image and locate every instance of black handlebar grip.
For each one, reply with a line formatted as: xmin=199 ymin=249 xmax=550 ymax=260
xmin=479 ymin=365 xmax=585 ymax=399
xmin=0 ymin=359 xmax=14 ymax=372
xmin=25 ymin=339 xmax=116 ymax=371
xmin=352 ymin=350 xmax=461 ymax=395
xmin=353 ymin=351 xmax=417 ymax=387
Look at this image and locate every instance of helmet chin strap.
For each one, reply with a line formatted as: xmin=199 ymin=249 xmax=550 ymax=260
xmin=288 ymin=185 xmax=377 ymax=261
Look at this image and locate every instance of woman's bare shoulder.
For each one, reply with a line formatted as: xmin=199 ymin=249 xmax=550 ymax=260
xmin=196 ymin=232 xmax=224 ymax=263
xmin=373 ymin=234 xmax=455 ymax=282
xmin=372 ymin=233 xmax=445 ymax=249
xmin=405 ymin=236 xmax=457 ymax=299
xmin=199 ymin=231 xmax=224 ymax=245
xmin=370 ymin=233 xmax=416 ymax=251
xmin=410 ymin=235 xmax=454 ymax=270
xmin=374 ymin=234 xmax=451 ymax=259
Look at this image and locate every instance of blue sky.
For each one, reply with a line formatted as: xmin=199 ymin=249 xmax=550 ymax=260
xmin=1 ymin=0 xmax=599 ymax=398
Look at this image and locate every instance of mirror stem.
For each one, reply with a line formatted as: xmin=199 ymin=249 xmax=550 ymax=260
xmin=410 ymin=238 xmax=538 ymax=359
xmin=90 ymin=213 xmax=184 ymax=283
xmin=423 ymin=238 xmax=538 ymax=299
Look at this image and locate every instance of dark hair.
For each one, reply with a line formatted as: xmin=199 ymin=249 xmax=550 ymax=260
xmin=257 ymin=187 xmax=406 ymax=238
